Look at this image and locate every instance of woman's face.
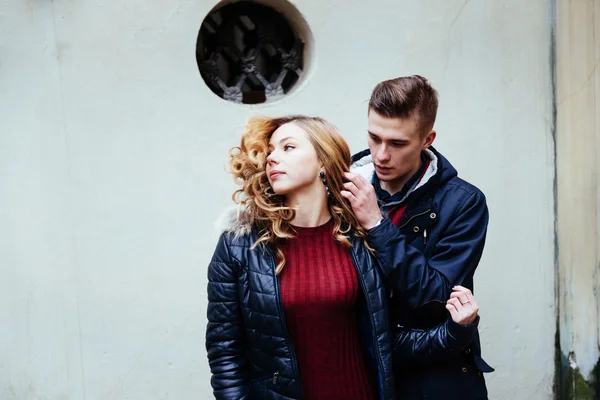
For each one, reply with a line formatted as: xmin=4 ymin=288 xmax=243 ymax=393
xmin=266 ymin=123 xmax=322 ymax=198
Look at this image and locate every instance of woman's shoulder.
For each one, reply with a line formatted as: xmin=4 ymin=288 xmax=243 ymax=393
xmin=214 ymin=205 xmax=258 ymax=247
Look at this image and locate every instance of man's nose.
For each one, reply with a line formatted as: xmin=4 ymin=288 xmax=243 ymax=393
xmin=376 ymin=145 xmax=391 ymax=162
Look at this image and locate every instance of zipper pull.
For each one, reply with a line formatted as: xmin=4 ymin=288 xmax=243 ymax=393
xmin=273 ymin=371 xmax=279 ymax=385
xmin=423 ymin=229 xmax=427 ymax=245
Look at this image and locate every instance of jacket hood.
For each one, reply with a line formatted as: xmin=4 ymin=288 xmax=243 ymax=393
xmin=350 ymin=146 xmax=458 ymax=205
xmin=214 ymin=204 xmax=254 ymax=237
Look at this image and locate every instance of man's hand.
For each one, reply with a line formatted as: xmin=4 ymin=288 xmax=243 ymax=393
xmin=341 ymin=172 xmax=383 ymax=230
xmin=445 ymin=286 xmax=479 ymax=325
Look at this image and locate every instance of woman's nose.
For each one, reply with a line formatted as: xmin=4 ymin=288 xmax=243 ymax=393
xmin=267 ymin=152 xmax=279 ymax=164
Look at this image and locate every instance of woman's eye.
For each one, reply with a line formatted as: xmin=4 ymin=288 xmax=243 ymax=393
xmin=284 ymin=145 xmax=295 ymax=151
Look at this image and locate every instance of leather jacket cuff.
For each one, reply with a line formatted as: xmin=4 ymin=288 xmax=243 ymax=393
xmin=446 ymin=315 xmax=479 ymax=349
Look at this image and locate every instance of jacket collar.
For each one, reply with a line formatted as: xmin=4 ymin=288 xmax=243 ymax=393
xmin=350 ymin=148 xmax=440 ymax=208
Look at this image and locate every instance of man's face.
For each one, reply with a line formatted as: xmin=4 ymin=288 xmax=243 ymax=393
xmin=367 ymin=110 xmax=436 ymax=193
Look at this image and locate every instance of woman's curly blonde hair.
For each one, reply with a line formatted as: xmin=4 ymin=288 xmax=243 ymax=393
xmin=228 ymin=115 xmax=371 ymax=274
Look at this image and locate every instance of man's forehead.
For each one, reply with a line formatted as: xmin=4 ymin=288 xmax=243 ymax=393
xmin=368 ymin=117 xmax=419 ymax=140
xmin=369 ymin=111 xmax=419 ymax=127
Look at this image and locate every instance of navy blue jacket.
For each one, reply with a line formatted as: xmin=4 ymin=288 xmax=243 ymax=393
xmin=351 ymin=147 xmax=493 ymax=400
xmin=206 ymin=209 xmax=478 ymax=399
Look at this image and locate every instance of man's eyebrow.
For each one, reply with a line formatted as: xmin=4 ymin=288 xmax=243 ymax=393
xmin=368 ymin=131 xmax=409 ymax=143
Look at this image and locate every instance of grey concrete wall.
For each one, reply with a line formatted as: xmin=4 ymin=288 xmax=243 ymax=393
xmin=0 ymin=0 xmax=555 ymax=398
xmin=556 ymin=0 xmax=600 ymax=398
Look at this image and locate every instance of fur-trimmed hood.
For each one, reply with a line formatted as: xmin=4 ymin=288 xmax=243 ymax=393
xmin=214 ymin=204 xmax=254 ymax=237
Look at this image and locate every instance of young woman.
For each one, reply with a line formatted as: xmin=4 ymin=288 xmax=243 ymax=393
xmin=206 ymin=115 xmax=480 ymax=400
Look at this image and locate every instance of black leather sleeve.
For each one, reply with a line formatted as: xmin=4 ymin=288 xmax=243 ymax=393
xmin=394 ymin=316 xmax=479 ymax=363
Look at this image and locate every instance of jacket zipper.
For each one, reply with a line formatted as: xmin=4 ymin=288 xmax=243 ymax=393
xmin=349 ymin=247 xmax=386 ymax=400
xmin=269 ymin=253 xmax=304 ymax=398
xmin=398 ymin=208 xmax=432 ymax=229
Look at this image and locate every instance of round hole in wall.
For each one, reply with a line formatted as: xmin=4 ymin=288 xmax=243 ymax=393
xmin=196 ymin=0 xmax=313 ymax=105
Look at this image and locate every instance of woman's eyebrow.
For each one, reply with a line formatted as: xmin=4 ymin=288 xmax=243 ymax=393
xmin=269 ymin=136 xmax=297 ymax=148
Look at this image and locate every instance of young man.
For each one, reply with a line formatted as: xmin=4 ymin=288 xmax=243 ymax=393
xmin=342 ymin=75 xmax=493 ymax=399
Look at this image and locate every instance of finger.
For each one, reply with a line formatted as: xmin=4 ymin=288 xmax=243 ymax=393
xmin=452 ymin=285 xmax=474 ymax=298
xmin=447 ymin=297 xmax=463 ymax=312
xmin=343 ymin=172 xmax=361 ymax=186
xmin=452 ymin=285 xmax=469 ymax=293
xmin=460 ymin=300 xmax=478 ymax=321
xmin=469 ymin=297 xmax=479 ymax=313
xmin=344 ymin=172 xmax=370 ymax=190
xmin=449 ymin=292 xmax=470 ymax=305
xmin=343 ymin=181 xmax=361 ymax=196
xmin=445 ymin=303 xmax=459 ymax=320
xmin=452 ymin=286 xmax=475 ymax=303
xmin=340 ymin=190 xmax=357 ymax=203
xmin=466 ymin=290 xmax=475 ymax=302
xmin=348 ymin=172 xmax=370 ymax=190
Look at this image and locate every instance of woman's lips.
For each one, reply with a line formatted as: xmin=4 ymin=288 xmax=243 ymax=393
xmin=269 ymin=171 xmax=284 ymax=179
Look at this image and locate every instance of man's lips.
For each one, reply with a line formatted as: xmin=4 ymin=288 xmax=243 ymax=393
xmin=375 ymin=165 xmax=392 ymax=172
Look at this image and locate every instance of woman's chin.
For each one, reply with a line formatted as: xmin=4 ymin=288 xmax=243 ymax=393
xmin=271 ymin=185 xmax=290 ymax=196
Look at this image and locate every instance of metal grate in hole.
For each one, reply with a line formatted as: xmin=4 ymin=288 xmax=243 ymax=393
xmin=196 ymin=2 xmax=304 ymax=104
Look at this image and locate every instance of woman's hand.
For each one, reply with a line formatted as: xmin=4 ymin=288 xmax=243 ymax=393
xmin=445 ymin=285 xmax=479 ymax=325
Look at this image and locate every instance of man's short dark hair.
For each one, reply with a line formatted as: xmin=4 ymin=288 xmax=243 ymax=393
xmin=368 ymin=75 xmax=439 ymax=135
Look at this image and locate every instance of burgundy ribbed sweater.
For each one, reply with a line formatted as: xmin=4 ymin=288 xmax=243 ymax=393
xmin=279 ymin=220 xmax=375 ymax=400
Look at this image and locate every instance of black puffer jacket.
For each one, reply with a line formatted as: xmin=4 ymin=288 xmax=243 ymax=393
xmin=206 ymin=209 xmax=476 ymax=399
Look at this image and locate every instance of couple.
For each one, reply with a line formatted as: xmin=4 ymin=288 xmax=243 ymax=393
xmin=206 ymin=76 xmax=492 ymax=399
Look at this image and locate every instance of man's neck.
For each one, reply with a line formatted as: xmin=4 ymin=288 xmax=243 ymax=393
xmin=381 ymin=164 xmax=421 ymax=196
xmin=381 ymin=176 xmax=409 ymax=196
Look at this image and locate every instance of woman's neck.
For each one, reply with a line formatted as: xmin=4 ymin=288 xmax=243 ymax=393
xmin=286 ymin=190 xmax=331 ymax=227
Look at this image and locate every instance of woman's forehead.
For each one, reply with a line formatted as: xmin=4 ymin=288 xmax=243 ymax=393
xmin=269 ymin=123 xmax=308 ymax=145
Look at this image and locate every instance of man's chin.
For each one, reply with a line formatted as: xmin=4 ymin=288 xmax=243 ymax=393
xmin=375 ymin=170 xmax=395 ymax=180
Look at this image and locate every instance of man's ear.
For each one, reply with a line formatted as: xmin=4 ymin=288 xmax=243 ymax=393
xmin=422 ymin=130 xmax=436 ymax=149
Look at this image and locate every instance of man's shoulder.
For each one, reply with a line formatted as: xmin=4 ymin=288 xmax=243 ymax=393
xmin=443 ymin=176 xmax=485 ymax=198
xmin=433 ymin=176 xmax=487 ymax=211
